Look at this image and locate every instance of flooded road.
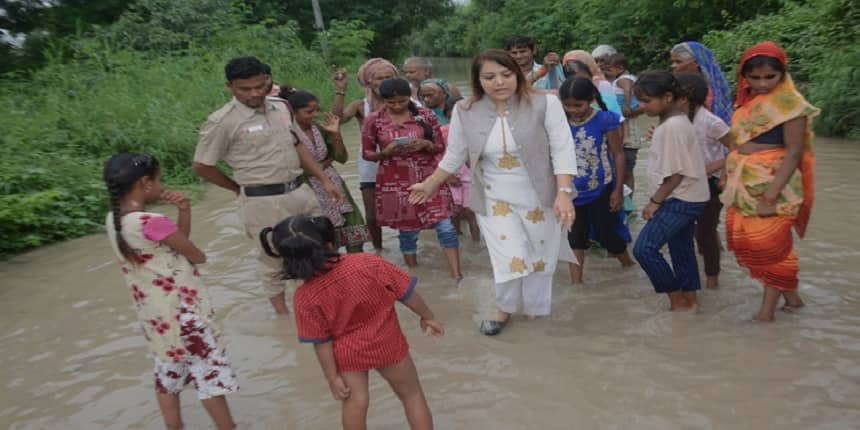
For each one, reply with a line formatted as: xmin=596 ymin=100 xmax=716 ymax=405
xmin=2 ymin=59 xmax=860 ymax=429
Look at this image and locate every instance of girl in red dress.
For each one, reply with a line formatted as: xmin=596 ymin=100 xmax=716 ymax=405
xmin=361 ymin=77 xmax=462 ymax=279
xmin=260 ymin=215 xmax=444 ymax=430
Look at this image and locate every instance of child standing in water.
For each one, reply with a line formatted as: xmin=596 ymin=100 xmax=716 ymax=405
xmin=605 ymin=53 xmax=647 ymax=206
xmin=103 ymin=153 xmax=237 ymax=430
xmin=439 ymin=96 xmax=481 ymax=242
xmin=260 ymin=215 xmax=443 ymax=430
xmin=675 ymin=73 xmax=733 ymax=289
xmin=558 ymin=77 xmax=635 ymax=284
xmin=631 ymin=72 xmax=709 ymax=311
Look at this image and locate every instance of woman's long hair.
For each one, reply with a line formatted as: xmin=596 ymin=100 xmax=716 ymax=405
xmin=466 ymin=49 xmax=537 ymax=109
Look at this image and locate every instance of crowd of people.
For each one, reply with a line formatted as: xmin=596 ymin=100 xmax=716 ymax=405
xmin=102 ymin=36 xmax=819 ymax=429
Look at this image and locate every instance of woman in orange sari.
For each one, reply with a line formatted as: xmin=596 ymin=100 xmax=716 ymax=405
xmin=722 ymin=41 xmax=820 ymax=321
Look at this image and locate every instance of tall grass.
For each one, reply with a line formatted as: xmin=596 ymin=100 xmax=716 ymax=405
xmin=0 ymin=23 xmax=363 ymax=254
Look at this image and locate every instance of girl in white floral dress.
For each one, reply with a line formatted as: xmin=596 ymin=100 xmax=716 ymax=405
xmin=103 ymin=153 xmax=237 ymax=430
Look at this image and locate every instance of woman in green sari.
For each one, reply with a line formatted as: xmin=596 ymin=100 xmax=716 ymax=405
xmin=284 ymin=89 xmax=370 ymax=252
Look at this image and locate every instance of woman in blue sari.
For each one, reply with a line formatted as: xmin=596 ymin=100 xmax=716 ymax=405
xmin=670 ymin=41 xmax=733 ymax=125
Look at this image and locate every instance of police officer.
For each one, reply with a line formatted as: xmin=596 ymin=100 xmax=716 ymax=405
xmin=193 ymin=56 xmax=343 ymax=314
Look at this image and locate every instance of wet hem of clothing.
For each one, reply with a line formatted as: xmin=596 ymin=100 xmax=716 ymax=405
xmin=298 ymin=336 xmax=333 ymax=344
xmin=337 ymin=350 xmax=410 ymax=373
xmin=196 ymin=384 xmax=239 ymax=400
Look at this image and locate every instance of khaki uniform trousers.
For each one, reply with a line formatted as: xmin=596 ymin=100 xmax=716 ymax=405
xmin=239 ymin=184 xmax=321 ymax=297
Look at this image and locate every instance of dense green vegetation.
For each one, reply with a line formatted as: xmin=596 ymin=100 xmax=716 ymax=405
xmin=2 ymin=0 xmax=857 ymax=254
xmin=413 ymin=0 xmax=859 ymax=138
xmin=0 ymin=0 xmax=369 ymax=254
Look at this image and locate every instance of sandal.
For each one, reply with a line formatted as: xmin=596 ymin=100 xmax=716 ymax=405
xmin=479 ymin=319 xmax=508 ymax=336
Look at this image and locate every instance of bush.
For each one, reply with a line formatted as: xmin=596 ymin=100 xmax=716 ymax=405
xmin=0 ymin=17 xmax=366 ymax=255
xmin=704 ymin=0 xmax=860 ymax=138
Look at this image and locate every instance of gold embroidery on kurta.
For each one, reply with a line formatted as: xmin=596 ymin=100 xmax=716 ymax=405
xmin=533 ymin=259 xmax=546 ymax=272
xmin=498 ymin=152 xmax=522 ymax=169
xmin=497 ymin=117 xmax=522 ymax=170
xmin=492 ymin=201 xmax=513 ymax=217
xmin=510 ymin=257 xmax=527 ymax=273
xmin=525 ymin=207 xmax=545 ymax=223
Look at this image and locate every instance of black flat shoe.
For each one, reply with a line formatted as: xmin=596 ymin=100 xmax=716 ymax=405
xmin=479 ymin=319 xmax=507 ymax=336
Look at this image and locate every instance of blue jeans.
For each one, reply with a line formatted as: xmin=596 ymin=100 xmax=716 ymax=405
xmin=398 ymin=218 xmax=459 ymax=254
xmin=633 ymin=199 xmax=706 ymax=294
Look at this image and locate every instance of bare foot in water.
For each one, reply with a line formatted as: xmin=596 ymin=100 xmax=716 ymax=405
xmin=683 ymin=291 xmax=698 ymax=308
xmin=667 ymin=291 xmax=693 ymax=311
xmin=781 ymin=291 xmax=805 ymax=312
xmin=614 ymin=250 xmax=636 ymax=268
xmin=752 ymin=313 xmax=775 ymax=322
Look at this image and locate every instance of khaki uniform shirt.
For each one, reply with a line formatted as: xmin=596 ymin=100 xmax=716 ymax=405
xmin=194 ymin=97 xmax=303 ymax=186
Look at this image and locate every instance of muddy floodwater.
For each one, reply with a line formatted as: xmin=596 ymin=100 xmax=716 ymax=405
xmin=2 ymin=58 xmax=860 ymax=429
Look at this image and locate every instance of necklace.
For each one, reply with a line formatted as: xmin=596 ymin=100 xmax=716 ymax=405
xmin=497 ymin=117 xmax=521 ymax=170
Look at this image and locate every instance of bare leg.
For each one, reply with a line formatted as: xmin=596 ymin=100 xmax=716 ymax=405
xmin=156 ymin=392 xmax=183 ymax=430
xmin=442 ymin=247 xmax=462 ymax=279
xmin=569 ymin=250 xmax=585 ymax=284
xmin=781 ymin=290 xmax=805 ymax=311
xmin=613 ymin=250 xmax=636 ymax=267
xmin=377 ymin=355 xmax=433 ymax=430
xmin=453 ymin=210 xmax=465 ymax=235
xmin=682 ymin=290 xmax=698 ymax=308
xmin=464 ymin=209 xmax=481 ymax=241
xmin=201 ymin=395 xmax=236 ymax=430
xmin=340 ymin=371 xmax=370 ymax=430
xmin=361 ymin=187 xmax=383 ymax=250
xmin=268 ymin=292 xmax=290 ymax=315
xmin=706 ymin=275 xmax=719 ymax=289
xmin=491 ymin=309 xmax=511 ymax=322
xmin=667 ymin=291 xmax=691 ymax=311
xmin=404 ymin=254 xmax=418 ymax=268
xmin=754 ymin=286 xmax=782 ymax=321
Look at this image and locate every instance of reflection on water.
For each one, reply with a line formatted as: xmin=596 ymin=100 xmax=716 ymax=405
xmin=1 ymin=57 xmax=860 ymax=428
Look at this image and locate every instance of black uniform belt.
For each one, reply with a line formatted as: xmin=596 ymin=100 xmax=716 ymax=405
xmin=243 ymin=178 xmax=303 ymax=197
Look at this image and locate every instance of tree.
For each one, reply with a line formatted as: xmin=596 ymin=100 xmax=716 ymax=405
xmin=239 ymin=0 xmax=454 ymax=59
xmin=1 ymin=0 xmax=129 ymax=72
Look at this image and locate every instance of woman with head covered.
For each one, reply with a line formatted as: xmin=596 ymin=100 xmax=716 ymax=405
xmin=670 ymin=41 xmax=733 ymax=125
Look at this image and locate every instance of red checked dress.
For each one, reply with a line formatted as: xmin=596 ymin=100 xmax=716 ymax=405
xmin=293 ymin=253 xmax=417 ymax=372
xmin=361 ymin=106 xmax=453 ymax=230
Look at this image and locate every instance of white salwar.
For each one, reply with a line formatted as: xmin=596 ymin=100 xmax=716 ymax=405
xmin=477 ymin=102 xmax=576 ymax=316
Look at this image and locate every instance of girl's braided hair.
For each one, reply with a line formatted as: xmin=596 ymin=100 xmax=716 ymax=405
xmin=103 ymin=153 xmax=160 ymax=264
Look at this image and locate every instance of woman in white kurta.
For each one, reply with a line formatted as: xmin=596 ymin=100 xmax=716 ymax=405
xmin=409 ymin=49 xmax=577 ymax=336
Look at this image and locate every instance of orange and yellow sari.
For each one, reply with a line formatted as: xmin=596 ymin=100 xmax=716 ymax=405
xmin=721 ymin=44 xmax=820 ymax=291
